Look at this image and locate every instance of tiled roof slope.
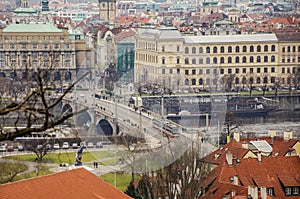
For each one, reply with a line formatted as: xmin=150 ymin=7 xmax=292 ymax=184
xmin=200 ymin=156 xmax=300 ymax=199
xmin=0 ymin=168 xmax=133 ymax=199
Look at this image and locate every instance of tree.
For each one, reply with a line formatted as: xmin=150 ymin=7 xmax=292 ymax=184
xmin=223 ymin=112 xmax=242 ymax=143
xmin=0 ymin=161 xmax=27 ymax=184
xmin=131 ymin=143 xmax=210 ymax=199
xmin=0 ymin=69 xmax=89 ymax=141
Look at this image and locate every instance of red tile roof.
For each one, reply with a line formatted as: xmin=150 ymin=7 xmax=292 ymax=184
xmin=200 ymin=156 xmax=300 ymax=199
xmin=0 ymin=168 xmax=133 ymax=199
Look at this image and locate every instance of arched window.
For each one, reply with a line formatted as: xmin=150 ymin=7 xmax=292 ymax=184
xmin=235 ymin=77 xmax=239 ymax=84
xmin=213 ymin=46 xmax=217 ymax=53
xmin=257 ymin=45 xmax=261 ymax=52
xmin=192 ymin=58 xmax=196 ymax=64
xmin=235 ymin=56 xmax=239 ymax=63
xmin=256 ymin=77 xmax=261 ymax=84
xmin=242 ymin=56 xmax=247 ymax=63
xmin=271 ymin=77 xmax=275 ymax=83
xmin=199 ymin=78 xmax=203 ymax=85
xmin=257 ymin=56 xmax=261 ymax=62
xmin=264 ymin=45 xmax=268 ymax=52
xmin=235 ymin=46 xmax=240 ymax=53
xmin=242 ymin=77 xmax=247 ymax=85
xmin=65 ymin=71 xmax=72 ymax=81
xmin=250 ymin=56 xmax=254 ymax=63
xmin=264 ymin=56 xmax=268 ymax=62
xmin=271 ymin=45 xmax=276 ymax=51
xmin=220 ymin=57 xmax=225 ymax=63
xmin=221 ymin=46 xmax=224 ymax=53
xmin=228 ymin=57 xmax=232 ymax=63
xmin=192 ymin=79 xmax=196 ymax=85
xmin=199 ymin=47 xmax=203 ymax=53
xmin=228 ymin=46 xmax=232 ymax=53
xmin=162 ymin=57 xmax=165 ymax=64
xmin=249 ymin=77 xmax=254 ymax=84
xmin=250 ymin=46 xmax=254 ymax=52
xmin=185 ymin=58 xmax=189 ymax=64
xmin=213 ymin=57 xmax=218 ymax=64
xmin=199 ymin=58 xmax=203 ymax=64
xmin=192 ymin=47 xmax=196 ymax=54
xmin=243 ymin=46 xmax=247 ymax=52
xmin=54 ymin=71 xmax=61 ymax=81
xmin=206 ymin=47 xmax=210 ymax=53
xmin=263 ymin=77 xmax=268 ymax=84
xmin=271 ymin=55 xmax=275 ymax=62
xmin=185 ymin=47 xmax=189 ymax=54
xmin=206 ymin=57 xmax=210 ymax=64
xmin=185 ymin=79 xmax=189 ymax=85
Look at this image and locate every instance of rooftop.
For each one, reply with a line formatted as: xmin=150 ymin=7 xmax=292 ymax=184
xmin=2 ymin=24 xmax=62 ymax=33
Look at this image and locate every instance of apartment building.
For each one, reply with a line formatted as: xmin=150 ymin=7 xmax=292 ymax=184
xmin=0 ymin=23 xmax=91 ymax=83
xmin=134 ymin=27 xmax=300 ymax=91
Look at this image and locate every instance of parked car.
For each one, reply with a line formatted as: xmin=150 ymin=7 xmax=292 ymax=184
xmin=7 ymin=145 xmax=14 ymax=152
xmin=0 ymin=145 xmax=6 ymax=152
xmin=53 ymin=143 xmax=60 ymax=150
xmin=96 ymin=142 xmax=103 ymax=148
xmin=18 ymin=144 xmax=24 ymax=151
xmin=87 ymin=142 xmax=94 ymax=148
xmin=72 ymin=143 xmax=79 ymax=149
xmin=62 ymin=142 xmax=69 ymax=149
xmin=46 ymin=144 xmax=52 ymax=150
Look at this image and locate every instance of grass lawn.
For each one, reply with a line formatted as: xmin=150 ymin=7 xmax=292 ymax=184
xmin=100 ymin=172 xmax=140 ymax=192
xmin=5 ymin=150 xmax=119 ymax=164
xmin=13 ymin=165 xmax=52 ymax=182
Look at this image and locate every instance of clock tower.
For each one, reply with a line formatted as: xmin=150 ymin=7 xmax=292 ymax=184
xmin=99 ymin=0 xmax=116 ymax=22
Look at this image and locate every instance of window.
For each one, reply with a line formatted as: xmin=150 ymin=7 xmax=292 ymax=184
xmin=192 ymin=47 xmax=196 ymax=54
xmin=213 ymin=46 xmax=217 ymax=53
xmin=287 ymin=46 xmax=291 ymax=52
xmin=293 ymin=187 xmax=299 ymax=195
xmin=0 ymin=44 xmax=3 ymax=49
xmin=235 ymin=78 xmax=239 ymax=84
xmin=257 ymin=45 xmax=261 ymax=52
xmin=192 ymin=69 xmax=196 ymax=75
xmin=199 ymin=69 xmax=203 ymax=75
xmin=177 ymin=58 xmax=180 ymax=64
xmin=250 ymin=45 xmax=254 ymax=52
xmin=235 ymin=46 xmax=240 ymax=53
xmin=257 ymin=77 xmax=261 ymax=84
xmin=228 ymin=57 xmax=232 ymax=63
xmin=250 ymin=56 xmax=254 ymax=63
xmin=292 ymin=46 xmax=296 ymax=52
xmin=282 ymin=68 xmax=285 ymax=73
xmin=192 ymin=59 xmax=196 ymax=64
xmin=257 ymin=56 xmax=261 ymax=62
xmin=177 ymin=46 xmax=180 ymax=52
xmin=271 ymin=67 xmax=275 ymax=73
xmin=192 ymin=79 xmax=196 ymax=85
xmin=250 ymin=68 xmax=254 ymax=73
xmin=257 ymin=68 xmax=261 ymax=73
xmin=282 ymin=47 xmax=285 ymax=53
xmin=235 ymin=68 xmax=239 ymax=74
xmin=220 ymin=69 xmax=224 ymax=74
xmin=185 ymin=70 xmax=189 ymax=75
xmin=199 ymin=47 xmax=203 ymax=53
xmin=185 ymin=47 xmax=189 ymax=54
xmin=264 ymin=68 xmax=268 ymax=73
xmin=271 ymin=77 xmax=275 ymax=83
xmin=177 ymin=69 xmax=180 ymax=74
xmin=206 ymin=69 xmax=210 ymax=74
xmin=185 ymin=58 xmax=189 ymax=64
xmin=206 ymin=47 xmax=210 ymax=53
xmin=264 ymin=56 xmax=268 ymax=62
xmin=199 ymin=58 xmax=203 ymax=64
xmin=264 ymin=45 xmax=268 ymax=52
xmin=235 ymin=57 xmax=239 ymax=63
xmin=263 ymin=77 xmax=268 ymax=84
xmin=10 ymin=44 xmax=15 ymax=49
xmin=285 ymin=187 xmax=292 ymax=195
xmin=242 ymin=56 xmax=247 ymax=63
xmin=271 ymin=45 xmax=275 ymax=51
xmin=169 ymin=69 xmax=173 ymax=74
xmin=206 ymin=78 xmax=210 ymax=85
xmin=220 ymin=57 xmax=224 ymax=63
xmin=162 ymin=46 xmax=165 ymax=51
xmin=243 ymin=68 xmax=246 ymax=73
xmin=282 ymin=57 xmax=285 ymax=63
xmin=228 ymin=46 xmax=232 ymax=53
xmin=228 ymin=68 xmax=232 ymax=74
xmin=44 ymin=44 xmax=48 ymax=49
xmin=33 ymin=43 xmax=37 ymax=49
xmin=206 ymin=57 xmax=210 ymax=64
xmin=162 ymin=58 xmax=165 ymax=64
xmin=221 ymin=46 xmax=224 ymax=53
xmin=199 ymin=78 xmax=203 ymax=85
xmin=243 ymin=46 xmax=247 ymax=52
xmin=22 ymin=44 xmax=26 ymax=49
xmin=213 ymin=57 xmax=217 ymax=64
xmin=287 ymin=68 xmax=290 ymax=73
xmin=185 ymin=79 xmax=189 ymax=85
xmin=267 ymin=188 xmax=274 ymax=196
xmin=162 ymin=69 xmax=165 ymax=74
xmin=271 ymin=55 xmax=275 ymax=62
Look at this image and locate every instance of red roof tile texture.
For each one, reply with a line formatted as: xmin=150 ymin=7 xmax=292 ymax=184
xmin=0 ymin=168 xmax=133 ymax=199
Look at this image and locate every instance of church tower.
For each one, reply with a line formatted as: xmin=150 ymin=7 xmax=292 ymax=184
xmin=99 ymin=0 xmax=116 ymax=22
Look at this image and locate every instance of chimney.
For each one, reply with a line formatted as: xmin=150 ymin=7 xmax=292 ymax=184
xmin=231 ymin=190 xmax=236 ymax=197
xmin=233 ymin=175 xmax=239 ymax=185
xmin=233 ymin=132 xmax=240 ymax=142
xmin=257 ymin=152 xmax=262 ymax=162
xmin=253 ymin=186 xmax=258 ymax=199
xmin=283 ymin=132 xmax=293 ymax=141
xmin=261 ymin=187 xmax=267 ymax=199
xmin=226 ymin=152 xmax=233 ymax=166
xmin=242 ymin=141 xmax=248 ymax=149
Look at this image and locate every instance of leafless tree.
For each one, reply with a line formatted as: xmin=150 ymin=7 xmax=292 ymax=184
xmin=0 ymin=161 xmax=27 ymax=184
xmin=0 ymin=68 xmax=89 ymax=141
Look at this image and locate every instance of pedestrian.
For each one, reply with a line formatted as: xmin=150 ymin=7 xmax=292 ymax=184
xmin=93 ymin=161 xmax=96 ymax=168
xmin=95 ymin=162 xmax=98 ymax=168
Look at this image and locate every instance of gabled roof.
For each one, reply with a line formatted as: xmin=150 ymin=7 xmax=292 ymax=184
xmin=0 ymin=168 xmax=133 ymax=199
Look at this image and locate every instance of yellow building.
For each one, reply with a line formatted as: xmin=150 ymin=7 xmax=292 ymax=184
xmin=0 ymin=24 xmax=92 ymax=83
xmin=135 ymin=27 xmax=300 ymax=92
